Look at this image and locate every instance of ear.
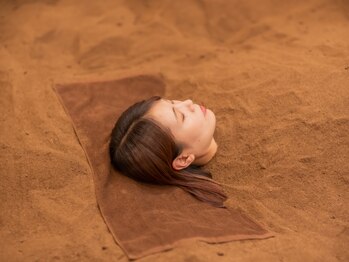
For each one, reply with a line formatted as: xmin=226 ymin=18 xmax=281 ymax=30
xmin=172 ymin=153 xmax=195 ymax=170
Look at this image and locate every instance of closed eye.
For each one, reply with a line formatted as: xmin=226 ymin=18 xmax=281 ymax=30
xmin=171 ymin=100 xmax=185 ymax=122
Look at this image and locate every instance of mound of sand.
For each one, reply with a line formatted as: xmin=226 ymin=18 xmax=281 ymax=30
xmin=1 ymin=0 xmax=348 ymax=261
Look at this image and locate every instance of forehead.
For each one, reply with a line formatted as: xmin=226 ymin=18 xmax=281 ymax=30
xmin=146 ymin=99 xmax=176 ymax=128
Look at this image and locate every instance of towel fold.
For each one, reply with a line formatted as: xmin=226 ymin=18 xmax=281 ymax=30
xmin=53 ymin=75 xmax=273 ymax=260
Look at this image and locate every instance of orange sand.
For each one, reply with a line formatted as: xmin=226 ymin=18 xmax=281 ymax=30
xmin=0 ymin=0 xmax=348 ymax=261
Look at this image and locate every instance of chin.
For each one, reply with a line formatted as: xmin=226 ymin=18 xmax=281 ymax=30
xmin=208 ymin=109 xmax=216 ymax=128
xmin=207 ymin=110 xmax=216 ymax=140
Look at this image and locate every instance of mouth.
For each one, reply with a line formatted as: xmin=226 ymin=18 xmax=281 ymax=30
xmin=200 ymin=105 xmax=207 ymax=116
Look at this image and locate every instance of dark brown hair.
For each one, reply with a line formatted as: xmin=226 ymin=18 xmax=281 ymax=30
xmin=109 ymin=96 xmax=227 ymax=207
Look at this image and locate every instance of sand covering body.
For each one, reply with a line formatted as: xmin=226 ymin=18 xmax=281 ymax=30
xmin=53 ymin=75 xmax=273 ymax=259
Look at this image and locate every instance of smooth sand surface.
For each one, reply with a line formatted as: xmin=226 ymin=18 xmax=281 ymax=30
xmin=1 ymin=0 xmax=348 ymax=261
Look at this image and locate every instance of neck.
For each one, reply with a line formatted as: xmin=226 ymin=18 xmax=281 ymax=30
xmin=194 ymin=139 xmax=218 ymax=166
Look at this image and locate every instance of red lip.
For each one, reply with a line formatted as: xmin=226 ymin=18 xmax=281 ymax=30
xmin=200 ymin=105 xmax=206 ymax=115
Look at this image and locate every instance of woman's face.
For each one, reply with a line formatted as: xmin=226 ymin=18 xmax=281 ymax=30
xmin=145 ymin=98 xmax=217 ymax=168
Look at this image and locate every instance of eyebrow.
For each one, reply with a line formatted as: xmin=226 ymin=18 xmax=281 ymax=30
xmin=164 ymin=99 xmax=179 ymax=122
xmin=170 ymin=100 xmax=179 ymax=123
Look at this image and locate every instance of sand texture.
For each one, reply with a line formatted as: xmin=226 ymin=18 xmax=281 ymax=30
xmin=0 ymin=0 xmax=348 ymax=261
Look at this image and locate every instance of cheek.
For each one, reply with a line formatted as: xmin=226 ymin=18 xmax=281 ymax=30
xmin=186 ymin=123 xmax=205 ymax=141
xmin=175 ymin=117 xmax=205 ymax=140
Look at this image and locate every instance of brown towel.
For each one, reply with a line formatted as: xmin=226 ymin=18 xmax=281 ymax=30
xmin=53 ymin=75 xmax=273 ymax=260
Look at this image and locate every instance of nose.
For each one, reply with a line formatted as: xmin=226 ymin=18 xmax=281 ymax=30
xmin=174 ymin=99 xmax=195 ymax=112
xmin=184 ymin=99 xmax=192 ymax=105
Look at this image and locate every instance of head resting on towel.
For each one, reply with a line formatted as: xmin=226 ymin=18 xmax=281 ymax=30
xmin=109 ymin=96 xmax=227 ymax=207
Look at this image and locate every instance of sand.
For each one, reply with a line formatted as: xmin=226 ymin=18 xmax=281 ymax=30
xmin=0 ymin=0 xmax=348 ymax=261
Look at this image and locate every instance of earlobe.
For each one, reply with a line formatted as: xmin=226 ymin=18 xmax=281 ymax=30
xmin=172 ymin=154 xmax=195 ymax=170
